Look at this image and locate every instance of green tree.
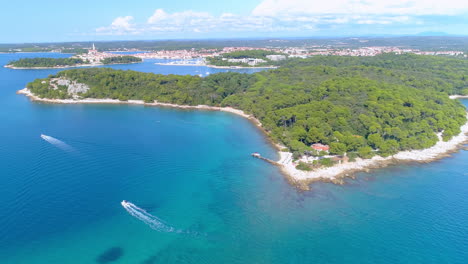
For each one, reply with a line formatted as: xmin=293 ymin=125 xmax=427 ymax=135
xmin=357 ymin=146 xmax=374 ymax=158
xmin=330 ymin=142 xmax=347 ymax=155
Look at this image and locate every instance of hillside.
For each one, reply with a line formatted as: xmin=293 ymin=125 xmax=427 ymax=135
xmin=26 ymin=54 xmax=468 ymax=158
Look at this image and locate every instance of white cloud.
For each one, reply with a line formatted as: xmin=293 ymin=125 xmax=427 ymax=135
xmin=147 ymin=9 xmax=169 ymax=23
xmin=111 ymin=16 xmax=134 ymax=30
xmin=94 ymin=1 xmax=462 ymax=36
xmin=147 ymin=9 xmax=213 ymax=26
xmin=96 ymin=16 xmax=137 ymax=35
xmin=97 ymin=9 xmax=282 ymax=35
xmin=252 ymin=0 xmax=468 ymax=16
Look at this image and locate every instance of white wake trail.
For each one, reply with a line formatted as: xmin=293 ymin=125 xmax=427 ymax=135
xmin=40 ymin=134 xmax=74 ymax=152
xmin=121 ymin=200 xmax=182 ymax=233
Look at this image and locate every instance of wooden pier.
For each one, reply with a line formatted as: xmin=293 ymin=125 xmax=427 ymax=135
xmin=251 ymin=152 xmax=279 ymax=165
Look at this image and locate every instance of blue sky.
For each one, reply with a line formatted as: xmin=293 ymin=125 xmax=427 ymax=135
xmin=2 ymin=0 xmax=468 ymax=43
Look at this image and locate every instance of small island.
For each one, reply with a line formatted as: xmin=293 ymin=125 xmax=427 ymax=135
xmin=18 ymin=53 xmax=468 ymax=189
xmin=101 ymin=56 xmax=142 ymax=65
xmin=6 ymin=57 xmax=86 ymax=68
xmin=5 ymin=44 xmax=142 ymax=69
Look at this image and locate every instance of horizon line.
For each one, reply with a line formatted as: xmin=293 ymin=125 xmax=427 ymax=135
xmin=2 ymin=34 xmax=468 ymax=46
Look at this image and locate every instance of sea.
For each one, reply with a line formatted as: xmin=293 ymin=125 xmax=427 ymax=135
xmin=0 ymin=52 xmax=467 ymax=264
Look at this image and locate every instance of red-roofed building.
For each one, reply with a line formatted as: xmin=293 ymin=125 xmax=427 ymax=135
xmin=311 ymin=143 xmax=330 ymax=152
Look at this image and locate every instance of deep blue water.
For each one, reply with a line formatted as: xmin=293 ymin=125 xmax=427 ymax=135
xmin=0 ymin=53 xmax=467 ymax=263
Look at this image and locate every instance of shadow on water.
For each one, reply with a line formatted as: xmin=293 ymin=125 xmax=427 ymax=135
xmin=139 ymin=244 xmax=206 ymax=264
xmin=140 ymin=255 xmax=158 ymax=264
xmin=96 ymin=247 xmax=124 ymax=263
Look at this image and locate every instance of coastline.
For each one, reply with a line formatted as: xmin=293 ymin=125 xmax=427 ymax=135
xmin=155 ymin=62 xmax=206 ymax=67
xmin=16 ymin=88 xmax=260 ymax=125
xmin=5 ymin=61 xmax=142 ymax=70
xmin=5 ymin=64 xmax=98 ymax=70
xmin=278 ymin=113 xmax=468 ymax=189
xmin=154 ymin=62 xmax=277 ymax=69
xmin=17 ymin=88 xmax=468 ymax=190
xmin=449 ymin=95 xmax=468 ymax=99
xmin=206 ymin=65 xmax=278 ymax=69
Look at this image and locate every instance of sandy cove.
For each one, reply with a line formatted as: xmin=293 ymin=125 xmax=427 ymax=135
xmin=18 ymin=88 xmax=468 ymax=190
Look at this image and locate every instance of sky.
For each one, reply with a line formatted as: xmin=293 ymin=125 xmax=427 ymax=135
xmin=2 ymin=0 xmax=468 ymax=43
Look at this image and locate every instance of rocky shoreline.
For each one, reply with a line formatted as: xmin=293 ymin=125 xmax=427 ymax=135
xmin=449 ymin=95 xmax=468 ymax=99
xmin=278 ymin=112 xmax=468 ymax=190
xmin=18 ymin=88 xmax=468 ymax=190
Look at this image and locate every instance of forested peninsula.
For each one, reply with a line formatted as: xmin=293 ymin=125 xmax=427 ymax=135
xmin=22 ymin=54 xmax=468 ymax=184
xmin=7 ymin=58 xmax=85 ymax=68
xmin=6 ymin=55 xmax=142 ymax=69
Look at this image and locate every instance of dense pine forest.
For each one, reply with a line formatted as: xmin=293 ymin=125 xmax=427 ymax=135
xmin=8 ymin=57 xmax=85 ymax=67
xmin=101 ymin=56 xmax=142 ymax=64
xmin=8 ymin=55 xmax=141 ymax=68
xmin=27 ymin=54 xmax=468 ymax=157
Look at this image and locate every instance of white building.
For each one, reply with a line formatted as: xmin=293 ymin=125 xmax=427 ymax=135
xmin=266 ymin=55 xmax=287 ymax=61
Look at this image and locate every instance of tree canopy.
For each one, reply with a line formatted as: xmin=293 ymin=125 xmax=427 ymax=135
xmin=8 ymin=55 xmax=141 ymax=68
xmin=101 ymin=56 xmax=142 ymax=64
xmin=8 ymin=57 xmax=84 ymax=67
xmin=27 ymin=54 xmax=468 ymax=158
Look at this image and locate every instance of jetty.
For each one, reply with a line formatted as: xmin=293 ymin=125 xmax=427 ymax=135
xmin=251 ymin=152 xmax=279 ymax=165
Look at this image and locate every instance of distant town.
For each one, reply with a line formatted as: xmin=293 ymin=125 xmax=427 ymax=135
xmin=131 ymin=46 xmax=466 ymax=59
xmin=3 ymin=39 xmax=467 ymax=68
xmin=75 ymin=44 xmax=467 ymax=67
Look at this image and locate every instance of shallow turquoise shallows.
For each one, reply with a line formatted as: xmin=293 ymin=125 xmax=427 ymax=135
xmin=1 ymin=53 xmax=467 ymax=264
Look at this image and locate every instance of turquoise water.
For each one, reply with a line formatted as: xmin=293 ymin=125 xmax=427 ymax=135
xmin=1 ymin=53 xmax=467 ymax=263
